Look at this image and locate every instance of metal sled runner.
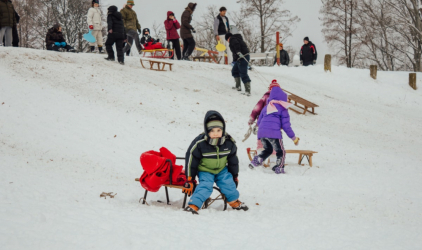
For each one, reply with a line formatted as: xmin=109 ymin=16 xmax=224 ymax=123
xmin=135 ymin=158 xmax=228 ymax=211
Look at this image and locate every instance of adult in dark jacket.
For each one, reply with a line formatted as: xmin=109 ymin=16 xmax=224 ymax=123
xmin=1 ymin=1 xmax=18 ymax=47
xmin=164 ymin=11 xmax=181 ymax=60
xmin=300 ymin=37 xmax=317 ymax=66
xmin=180 ymin=2 xmax=196 ymax=60
xmin=0 ymin=0 xmax=16 ymax=46
xmin=226 ymin=33 xmax=251 ymax=96
xmin=214 ymin=7 xmax=232 ymax=64
xmin=105 ymin=5 xmax=126 ymax=64
xmin=45 ymin=24 xmax=76 ymax=52
xmin=274 ymin=43 xmax=290 ymax=66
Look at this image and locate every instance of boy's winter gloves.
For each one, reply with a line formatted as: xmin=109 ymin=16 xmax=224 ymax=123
xmin=293 ymin=137 xmax=300 ymax=146
xmin=137 ymin=29 xmax=142 ymax=34
xmin=182 ymin=177 xmax=196 ymax=196
xmin=233 ymin=176 xmax=239 ymax=188
xmin=89 ymin=25 xmax=94 ymax=30
xmin=191 ymin=28 xmax=196 ymax=33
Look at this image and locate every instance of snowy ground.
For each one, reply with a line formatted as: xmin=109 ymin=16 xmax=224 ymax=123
xmin=1 ymin=47 xmax=422 ymax=250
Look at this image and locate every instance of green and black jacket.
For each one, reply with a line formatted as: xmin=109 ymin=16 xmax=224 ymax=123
xmin=185 ymin=111 xmax=239 ymax=181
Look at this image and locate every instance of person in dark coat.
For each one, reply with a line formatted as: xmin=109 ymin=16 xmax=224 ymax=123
xmin=164 ymin=11 xmax=181 ymax=60
xmin=300 ymin=37 xmax=317 ymax=66
xmin=0 ymin=0 xmax=16 ymax=46
xmin=180 ymin=2 xmax=196 ymax=60
xmin=226 ymin=33 xmax=251 ymax=96
xmin=45 ymin=24 xmax=76 ymax=52
xmin=105 ymin=5 xmax=126 ymax=65
xmin=1 ymin=1 xmax=18 ymax=47
xmin=273 ymin=43 xmax=290 ymax=66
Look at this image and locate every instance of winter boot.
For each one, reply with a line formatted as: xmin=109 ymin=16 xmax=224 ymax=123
xmin=67 ymin=48 xmax=77 ymax=53
xmin=228 ymin=200 xmax=249 ymax=211
xmin=184 ymin=205 xmax=199 ymax=215
xmin=118 ymin=61 xmax=125 ymax=65
xmin=104 ymin=57 xmax=115 ymax=61
xmin=249 ymin=155 xmax=263 ymax=169
xmin=242 ymin=82 xmax=251 ymax=96
xmin=183 ymin=56 xmax=191 ymax=61
xmin=232 ymin=77 xmax=241 ymax=91
xmin=273 ymin=166 xmax=285 ymax=174
xmin=98 ymin=46 xmax=105 ymax=54
xmin=89 ymin=46 xmax=95 ymax=53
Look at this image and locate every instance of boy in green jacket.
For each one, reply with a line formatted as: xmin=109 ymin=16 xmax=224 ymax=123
xmin=183 ymin=110 xmax=249 ymax=214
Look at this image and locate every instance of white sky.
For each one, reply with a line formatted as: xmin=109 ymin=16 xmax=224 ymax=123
xmin=103 ymin=0 xmax=328 ymax=63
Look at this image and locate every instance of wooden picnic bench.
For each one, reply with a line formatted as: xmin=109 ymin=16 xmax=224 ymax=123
xmin=288 ymin=94 xmax=319 ymax=115
xmin=140 ymin=59 xmax=173 ymax=71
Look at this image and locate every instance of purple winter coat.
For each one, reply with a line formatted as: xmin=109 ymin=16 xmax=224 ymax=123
xmin=257 ymin=87 xmax=295 ymax=140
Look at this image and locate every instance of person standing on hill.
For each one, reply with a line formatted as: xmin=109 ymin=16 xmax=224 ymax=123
xmin=87 ymin=0 xmax=104 ymax=53
xmin=164 ymin=11 xmax=181 ymax=60
xmin=274 ymin=43 xmax=290 ymax=66
xmin=121 ymin=0 xmax=142 ymax=54
xmin=0 ymin=0 xmax=16 ymax=47
xmin=180 ymin=2 xmax=197 ymax=61
xmin=300 ymin=37 xmax=317 ymax=66
xmin=226 ymin=32 xmax=251 ymax=96
xmin=104 ymin=5 xmax=125 ymax=65
xmin=214 ymin=7 xmax=232 ymax=65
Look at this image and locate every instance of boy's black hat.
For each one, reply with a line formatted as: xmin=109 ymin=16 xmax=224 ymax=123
xmin=304 ymin=36 xmax=309 ymax=41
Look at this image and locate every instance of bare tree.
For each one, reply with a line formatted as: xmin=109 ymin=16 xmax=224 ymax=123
xmin=231 ymin=10 xmax=261 ymax=53
xmin=237 ymin=0 xmax=300 ymax=52
xmin=320 ymin=0 xmax=361 ymax=68
xmin=152 ymin=21 xmax=166 ymax=42
xmin=193 ymin=5 xmax=219 ymax=52
xmin=385 ymin=0 xmax=422 ymax=72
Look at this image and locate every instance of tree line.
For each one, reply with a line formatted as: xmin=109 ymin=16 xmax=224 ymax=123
xmin=320 ymin=0 xmax=422 ymax=72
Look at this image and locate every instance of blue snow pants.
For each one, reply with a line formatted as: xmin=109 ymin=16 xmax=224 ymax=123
xmin=188 ymin=167 xmax=239 ymax=209
xmin=232 ymin=55 xmax=251 ymax=83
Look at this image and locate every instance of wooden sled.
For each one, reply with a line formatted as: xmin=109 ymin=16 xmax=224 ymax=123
xmin=247 ymin=148 xmax=318 ymax=167
xmin=141 ymin=49 xmax=174 ymax=59
xmin=135 ymin=158 xmax=227 ymax=211
xmin=140 ymin=59 xmax=173 ymax=71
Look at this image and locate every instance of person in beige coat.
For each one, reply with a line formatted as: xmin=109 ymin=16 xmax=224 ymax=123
xmin=87 ymin=0 xmax=104 ymax=53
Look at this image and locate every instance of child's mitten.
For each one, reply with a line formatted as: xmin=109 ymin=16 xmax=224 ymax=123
xmin=233 ymin=176 xmax=239 ymax=188
xmin=89 ymin=25 xmax=94 ymax=30
xmin=182 ymin=177 xmax=195 ymax=196
xmin=293 ymin=137 xmax=300 ymax=146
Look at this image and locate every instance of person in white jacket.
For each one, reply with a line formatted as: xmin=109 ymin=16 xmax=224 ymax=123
xmin=87 ymin=0 xmax=104 ymax=53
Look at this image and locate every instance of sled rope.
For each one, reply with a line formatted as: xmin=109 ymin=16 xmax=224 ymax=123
xmin=242 ymin=125 xmax=253 ymax=142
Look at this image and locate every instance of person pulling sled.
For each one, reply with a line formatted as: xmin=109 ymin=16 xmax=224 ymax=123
xmin=249 ymin=86 xmax=300 ymax=174
xmin=225 ymin=32 xmax=252 ymax=96
xmin=183 ymin=111 xmax=248 ymax=214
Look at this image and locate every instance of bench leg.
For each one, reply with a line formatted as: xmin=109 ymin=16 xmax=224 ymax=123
xmin=142 ymin=190 xmax=148 ymax=205
xmin=309 ymin=155 xmax=313 ymax=167
xmin=165 ymin=186 xmax=170 ymax=205
xmin=182 ymin=193 xmax=188 ymax=209
xmin=298 ymin=154 xmax=303 ymax=164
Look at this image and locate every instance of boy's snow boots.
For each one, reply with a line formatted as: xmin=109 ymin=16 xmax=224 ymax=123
xmin=98 ymin=46 xmax=105 ymax=54
xmin=89 ymin=46 xmax=95 ymax=53
xmin=228 ymin=200 xmax=249 ymax=211
xmin=184 ymin=205 xmax=199 ymax=215
xmin=104 ymin=57 xmax=115 ymax=61
xmin=232 ymin=77 xmax=241 ymax=91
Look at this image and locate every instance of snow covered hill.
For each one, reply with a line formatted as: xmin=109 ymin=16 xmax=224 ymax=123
xmin=1 ymin=47 xmax=421 ymax=250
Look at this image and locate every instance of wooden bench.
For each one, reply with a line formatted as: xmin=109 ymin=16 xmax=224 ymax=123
xmin=285 ymin=150 xmax=318 ymax=167
xmin=288 ymin=94 xmax=319 ymax=115
xmin=140 ymin=59 xmax=173 ymax=71
xmin=247 ymin=148 xmax=317 ymax=167
xmin=193 ymin=56 xmax=221 ymax=64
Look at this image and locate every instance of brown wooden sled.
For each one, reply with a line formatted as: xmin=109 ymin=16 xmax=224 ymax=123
xmin=287 ymin=94 xmax=319 ymax=115
xmin=140 ymin=59 xmax=173 ymax=71
xmin=247 ymin=148 xmax=318 ymax=167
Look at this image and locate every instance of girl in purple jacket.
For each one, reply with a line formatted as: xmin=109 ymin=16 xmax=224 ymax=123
xmin=249 ymin=86 xmax=300 ymax=174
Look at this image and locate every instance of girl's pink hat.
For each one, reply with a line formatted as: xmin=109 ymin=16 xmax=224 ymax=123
xmin=269 ymin=79 xmax=280 ymax=90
